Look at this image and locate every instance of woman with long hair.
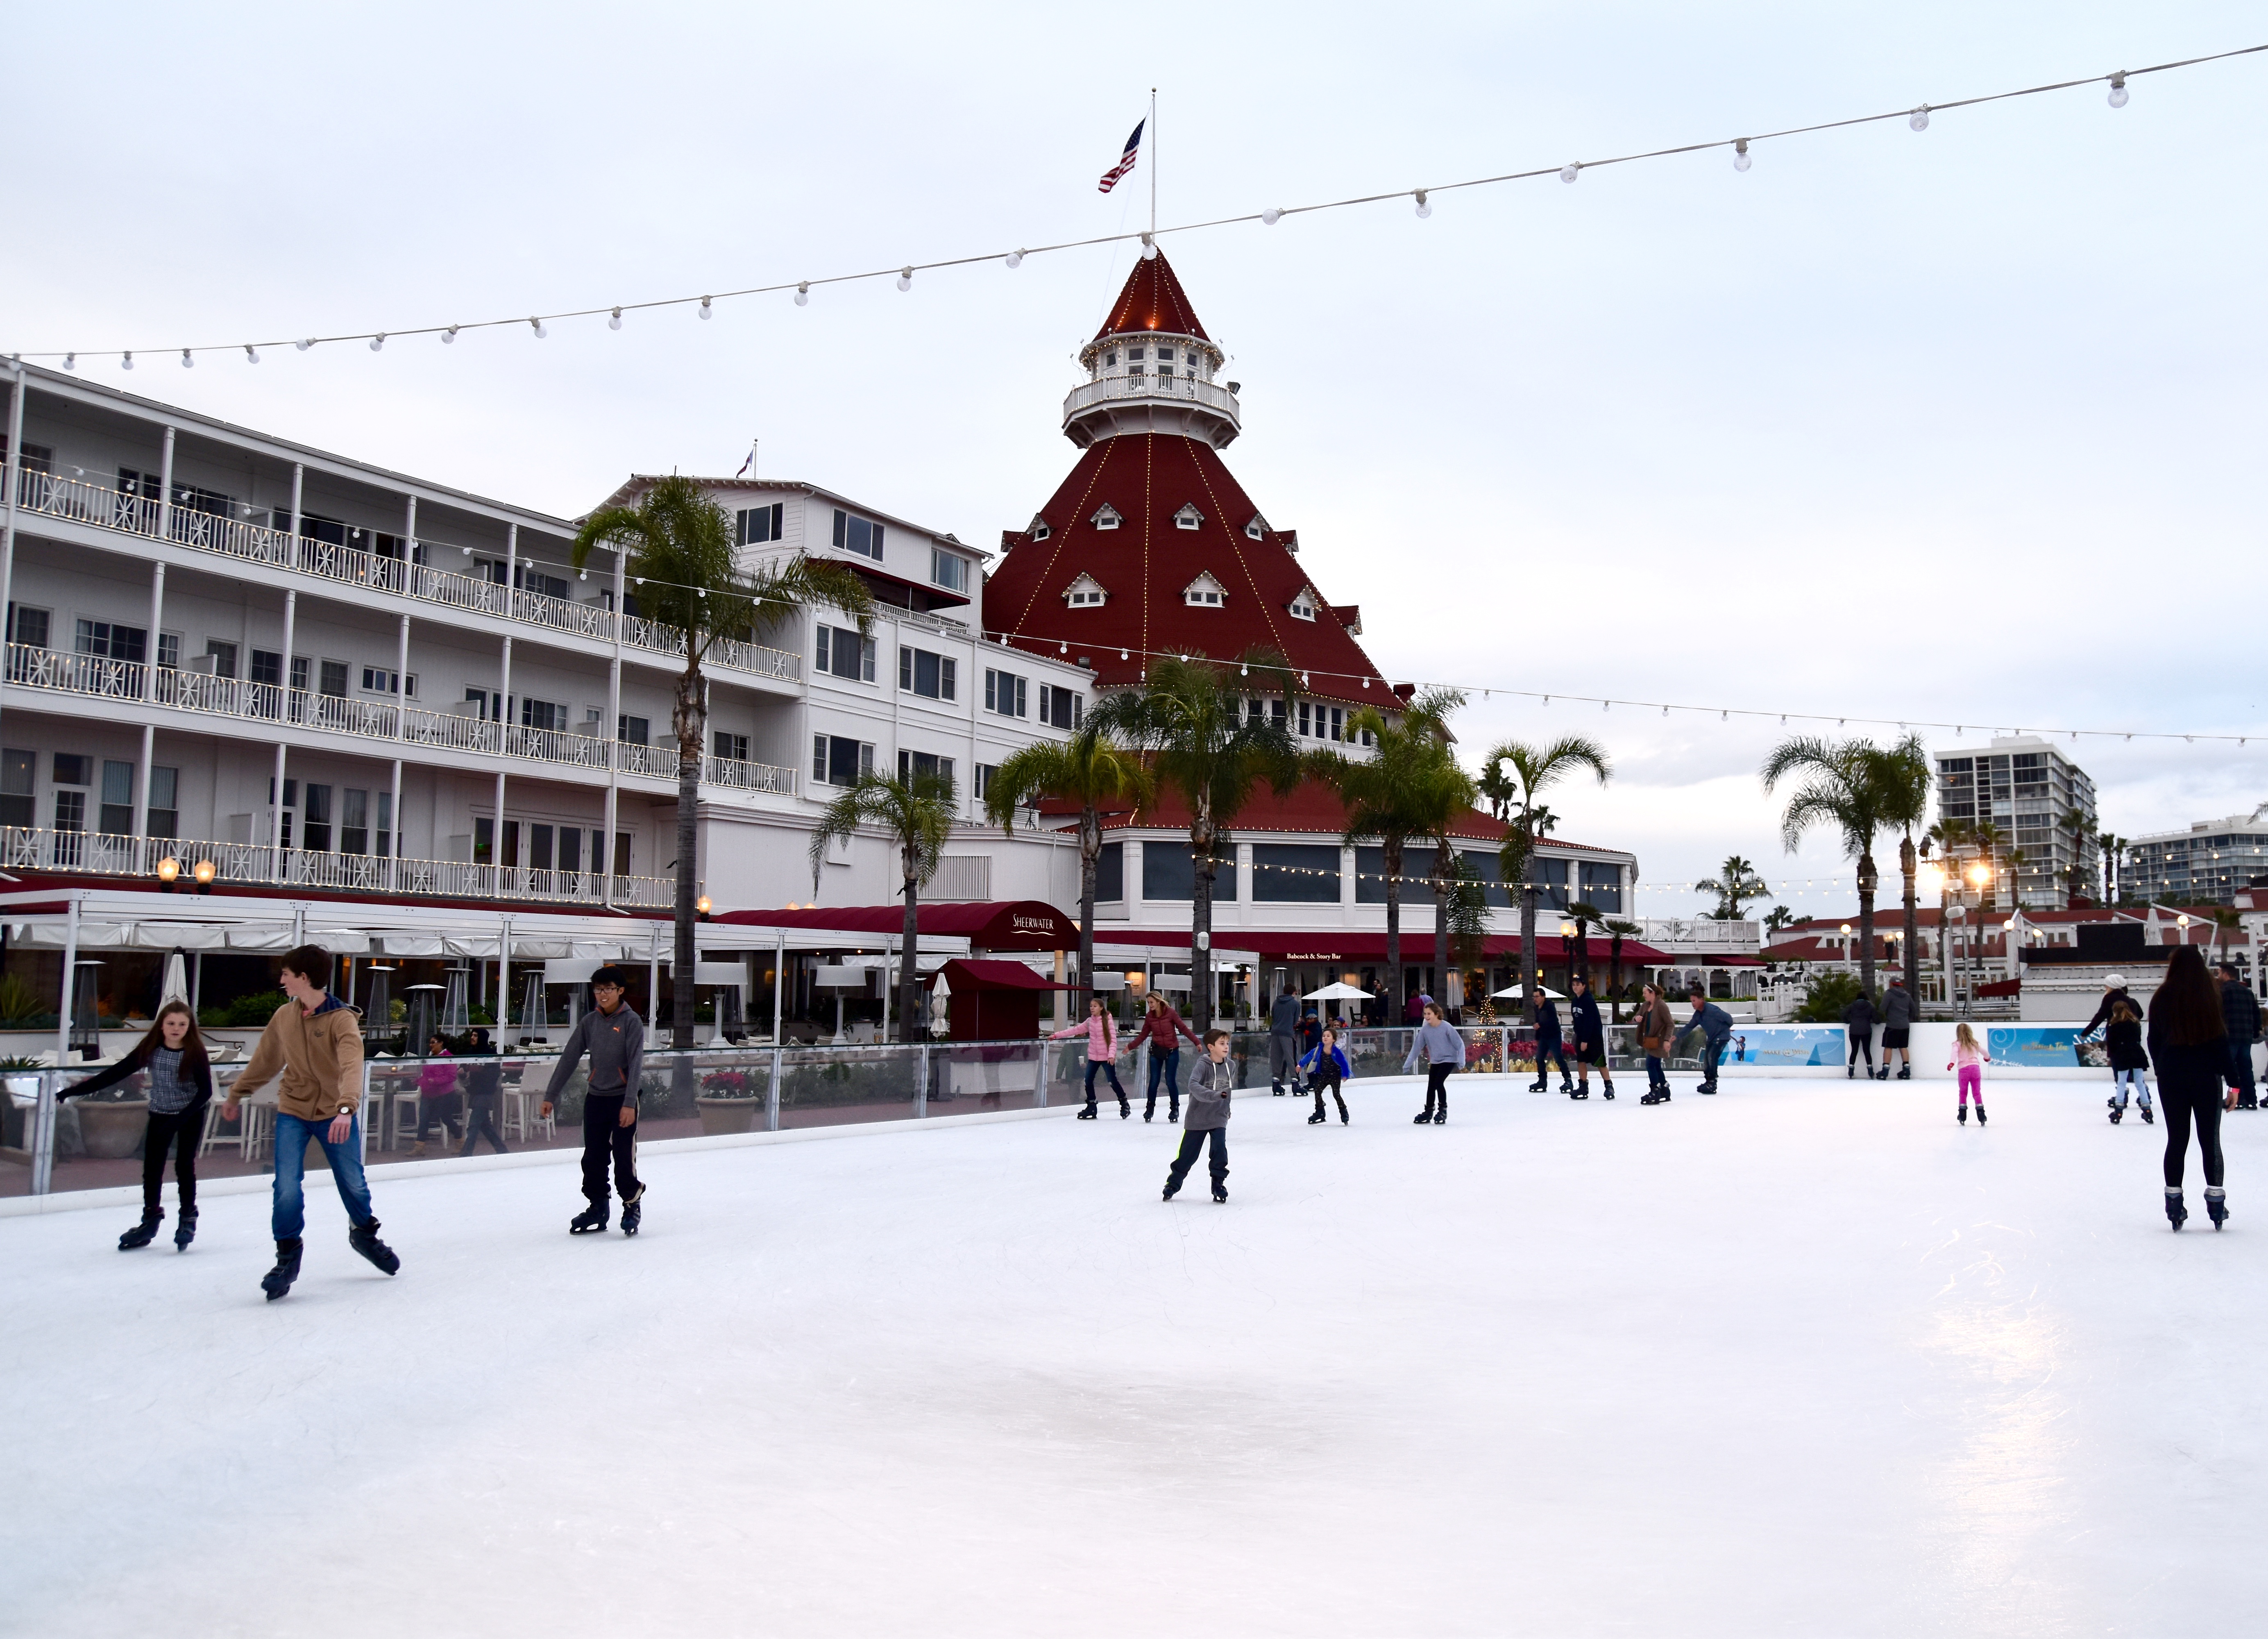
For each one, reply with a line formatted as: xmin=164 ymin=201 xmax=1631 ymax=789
xmin=2148 ymin=945 xmax=2234 ymax=1229
xmin=1636 ymin=983 xmax=1675 ymax=1104
xmin=58 ymin=1000 xmax=214 ymax=1250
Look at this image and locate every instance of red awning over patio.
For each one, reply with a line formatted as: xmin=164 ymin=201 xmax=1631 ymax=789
xmin=712 ymin=901 xmax=1077 ymax=952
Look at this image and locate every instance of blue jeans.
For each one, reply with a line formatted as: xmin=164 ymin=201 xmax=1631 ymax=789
xmin=1083 ymin=1058 xmax=1126 ymax=1106
xmin=1146 ymin=1047 xmax=1181 ymax=1105
xmin=272 ymin=1112 xmax=374 ymax=1241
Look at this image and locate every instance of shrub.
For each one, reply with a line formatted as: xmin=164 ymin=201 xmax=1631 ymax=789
xmin=200 ymin=990 xmax=287 ymax=1029
xmin=1793 ymin=971 xmax=1874 ymax=1024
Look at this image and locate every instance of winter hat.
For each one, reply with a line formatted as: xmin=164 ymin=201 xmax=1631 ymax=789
xmin=2105 ymin=974 xmax=2125 ymax=988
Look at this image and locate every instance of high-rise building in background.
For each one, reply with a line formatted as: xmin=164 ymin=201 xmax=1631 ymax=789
xmin=1934 ymin=735 xmax=2098 ymax=908
xmin=2123 ymin=804 xmax=2268 ymax=904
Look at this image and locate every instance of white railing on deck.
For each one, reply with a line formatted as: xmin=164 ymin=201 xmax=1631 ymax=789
xmin=0 ymin=824 xmax=674 ymax=908
xmin=11 ymin=470 xmax=802 ymax=684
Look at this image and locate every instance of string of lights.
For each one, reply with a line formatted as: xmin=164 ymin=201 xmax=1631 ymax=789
xmin=7 ymin=43 xmax=2260 ymax=366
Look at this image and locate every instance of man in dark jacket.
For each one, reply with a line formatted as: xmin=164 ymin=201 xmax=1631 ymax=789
xmin=1528 ymin=985 xmax=1573 ymax=1094
xmin=1687 ymin=987 xmax=1734 ymax=1094
xmin=2218 ymin=963 xmax=2260 ymax=1111
xmin=1268 ymin=989 xmax=1301 ymax=1096
xmin=1843 ymin=990 xmax=1878 ymax=1079
xmin=542 ymin=965 xmax=648 ymax=1235
xmin=1568 ymin=976 xmax=1615 ymax=1100
xmin=1879 ymin=977 xmax=1918 ymax=1080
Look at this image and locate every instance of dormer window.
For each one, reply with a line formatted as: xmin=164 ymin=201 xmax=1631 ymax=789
xmin=1129 ymin=347 xmax=1145 ymax=361
xmin=1173 ymin=504 xmax=1202 ymax=531
xmin=1092 ymin=504 xmax=1122 ymax=531
xmin=1104 ymin=350 xmax=1118 ymax=367
xmin=1158 ymin=347 xmax=1174 ymax=362
xmin=1288 ymin=586 xmax=1318 ymax=622
xmin=1064 ymin=573 xmax=1108 ymax=608
xmin=1244 ymin=513 xmax=1269 ymax=541
xmin=1029 ymin=514 xmax=1051 ymax=542
xmin=1184 ymin=572 xmax=1227 ymax=608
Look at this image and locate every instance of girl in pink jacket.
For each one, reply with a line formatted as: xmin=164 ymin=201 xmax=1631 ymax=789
xmin=1948 ymin=1023 xmax=1989 ymax=1127
xmin=1052 ymin=997 xmax=1130 ymax=1120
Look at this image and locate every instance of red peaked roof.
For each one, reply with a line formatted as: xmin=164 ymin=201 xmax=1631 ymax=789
xmin=984 ymin=431 xmax=1388 ymax=704
xmin=1093 ymin=252 xmax=1210 ymax=342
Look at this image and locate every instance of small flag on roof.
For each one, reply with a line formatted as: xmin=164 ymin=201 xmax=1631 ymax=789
xmin=1098 ymin=119 xmax=1143 ymax=193
xmin=735 ymin=439 xmax=758 ymax=479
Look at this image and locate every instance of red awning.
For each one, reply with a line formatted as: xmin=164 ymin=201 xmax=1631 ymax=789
xmin=1976 ymin=976 xmax=2023 ymax=998
xmin=712 ymin=901 xmax=1076 ymax=951
xmin=932 ymin=958 xmax=1078 ymax=992
xmin=1094 ymin=929 xmax=1675 ymax=964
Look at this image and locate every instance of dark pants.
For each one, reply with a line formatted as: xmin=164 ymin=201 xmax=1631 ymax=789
xmin=1848 ymin=1030 xmax=1873 ymax=1068
xmin=2162 ymin=1082 xmax=2226 ymax=1188
xmin=1699 ymin=1039 xmax=1725 ymax=1087
xmin=2227 ymin=1041 xmax=2258 ymax=1107
xmin=1269 ymin=1034 xmax=1297 ymax=1085
xmin=1146 ymin=1047 xmax=1181 ymax=1112
xmin=1083 ymin=1059 xmax=1127 ymax=1108
xmin=1309 ymin=1067 xmax=1347 ymax=1119
xmin=141 ymin=1101 xmax=204 ymax=1216
xmin=459 ymin=1092 xmax=509 ymax=1155
xmin=1645 ymin=1053 xmax=1665 ymax=1085
xmin=1421 ymin=1062 xmax=1453 ymax=1116
xmin=581 ymin=1092 xmax=640 ymax=1206
xmin=1535 ymin=1038 xmax=1569 ymax=1081
xmin=1166 ymin=1124 xmax=1228 ymax=1192
xmin=415 ymin=1095 xmax=453 ymax=1142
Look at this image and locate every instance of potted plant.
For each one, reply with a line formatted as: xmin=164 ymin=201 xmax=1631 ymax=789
xmin=695 ymin=1068 xmax=761 ymax=1136
xmin=69 ymin=1063 xmax=151 ymax=1160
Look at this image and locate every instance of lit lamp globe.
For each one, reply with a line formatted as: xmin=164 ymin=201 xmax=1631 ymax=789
xmin=1916 ymin=863 xmax=1946 ymax=897
xmin=696 ymin=895 xmax=713 ymax=915
xmin=155 ymin=856 xmax=180 ymax=885
xmin=192 ymin=859 xmax=216 ymax=887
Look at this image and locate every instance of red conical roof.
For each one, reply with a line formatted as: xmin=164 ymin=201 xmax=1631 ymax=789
xmin=1091 ymin=250 xmax=1211 ymax=343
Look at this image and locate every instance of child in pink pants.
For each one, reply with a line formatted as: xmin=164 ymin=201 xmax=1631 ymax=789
xmin=1948 ymin=1024 xmax=1988 ymax=1126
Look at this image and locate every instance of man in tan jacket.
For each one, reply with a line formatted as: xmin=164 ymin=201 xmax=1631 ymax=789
xmin=223 ymin=944 xmax=399 ymax=1300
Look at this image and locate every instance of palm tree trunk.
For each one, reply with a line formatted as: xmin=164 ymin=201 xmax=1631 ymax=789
xmin=1609 ymin=936 xmax=1623 ymax=1019
xmin=1190 ymin=821 xmax=1214 ymax=1036
xmin=899 ymin=846 xmax=921 ymax=1046
xmin=1431 ymin=852 xmax=1451 ymax=1019
xmin=1518 ymin=815 xmax=1538 ymax=1026
xmin=1077 ymin=806 xmax=1100 ymax=1015
xmin=1382 ymin=837 xmax=1404 ymax=1028
xmin=1857 ymin=851 xmax=1879 ymax=1000
xmin=1900 ymin=833 xmax=1920 ymax=997
xmin=671 ymin=663 xmax=705 ymax=1051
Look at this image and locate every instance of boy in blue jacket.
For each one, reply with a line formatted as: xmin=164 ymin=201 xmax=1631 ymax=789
xmin=1299 ymin=1025 xmax=1352 ymax=1125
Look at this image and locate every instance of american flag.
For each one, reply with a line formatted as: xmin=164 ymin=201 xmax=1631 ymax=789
xmin=1097 ymin=119 xmax=1143 ymax=193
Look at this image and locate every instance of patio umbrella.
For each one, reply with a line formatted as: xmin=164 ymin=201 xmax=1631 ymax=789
xmin=404 ymin=984 xmax=445 ymax=1053
xmin=1494 ymin=983 xmax=1567 ymax=1001
xmin=518 ymin=972 xmax=547 ymax=1045
xmin=440 ymin=966 xmax=470 ymax=1033
xmin=159 ymin=949 xmax=190 ymax=1007
xmin=1302 ymin=981 xmax=1374 ymax=1001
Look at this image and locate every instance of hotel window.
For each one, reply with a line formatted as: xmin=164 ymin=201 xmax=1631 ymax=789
xmin=301 ymin=784 xmax=333 ymax=852
xmin=1288 ymin=590 xmax=1317 ymax=621
xmin=156 ymin=633 xmax=180 ymax=669
xmin=813 ymin=735 xmax=875 ymax=788
xmin=147 ymin=766 xmax=179 ymax=840
xmin=930 ymin=549 xmax=969 ymax=594
xmin=520 ymin=697 xmax=566 ymax=732
xmin=897 ymin=749 xmax=956 ymax=788
xmin=618 ymin=714 xmax=649 ymax=745
xmin=985 ymin=669 xmax=1027 ymax=717
xmin=99 ymin=760 xmax=135 ymax=835
xmin=75 ymin=618 xmax=147 ymax=664
xmin=360 ymin=665 xmax=415 ymax=697
xmin=898 ymin=646 xmax=957 ymax=701
xmin=1173 ymin=504 xmax=1202 ymax=530
xmin=713 ymin=731 xmax=750 ymax=763
xmin=831 ymin=508 xmax=884 ymax=561
xmin=1091 ymin=505 xmax=1121 ymax=531
xmin=815 ymin=624 xmax=876 ymax=681
xmin=737 ymin=503 xmax=785 ymax=546
xmin=1039 ymin=685 xmax=1082 ymax=731
xmin=6 ymin=605 xmax=49 ymax=647
xmin=342 ymin=789 xmax=370 ymax=855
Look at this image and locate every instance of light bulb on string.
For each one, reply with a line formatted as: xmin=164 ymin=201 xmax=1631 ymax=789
xmin=896 ymin=268 xmax=913 ymax=292
xmin=608 ymin=308 xmax=622 ymax=330
xmin=529 ymin=318 xmax=546 ymax=338
xmin=370 ymin=334 xmax=385 ymax=352
xmin=1140 ymin=233 xmax=1157 ymax=261
xmin=699 ymin=296 xmax=713 ymax=320
xmin=1261 ymin=207 xmax=1282 ymax=225
xmin=1006 ymin=249 xmax=1024 ymax=268
xmin=1733 ymin=139 xmax=1751 ymax=172
xmin=2108 ymin=72 xmax=2128 ymax=108
xmin=61 ymin=353 xmax=75 ymax=370
xmin=1413 ymin=188 xmax=1431 ymax=218
xmin=180 ymin=349 xmax=194 ymax=368
xmin=243 ymin=345 xmax=258 ymax=363
xmin=442 ymin=325 xmax=458 ymax=345
xmin=296 ymin=338 xmax=313 ymax=352
xmin=795 ymin=282 xmax=810 ymax=306
xmin=1910 ymin=106 xmax=1930 ymax=132
xmin=1560 ymin=163 xmax=1580 ymax=184
xmin=120 ymin=352 xmax=134 ymax=370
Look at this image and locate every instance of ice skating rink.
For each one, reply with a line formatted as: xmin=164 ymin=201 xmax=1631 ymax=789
xmin=5 ymin=1074 xmax=2262 ymax=1638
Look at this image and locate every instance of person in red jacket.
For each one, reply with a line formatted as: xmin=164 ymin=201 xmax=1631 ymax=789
xmin=1134 ymin=991 xmax=1200 ymax=1124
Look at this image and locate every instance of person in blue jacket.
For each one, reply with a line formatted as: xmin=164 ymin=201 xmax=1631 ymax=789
xmin=1299 ymin=1025 xmax=1353 ymax=1125
xmin=1567 ymin=975 xmax=1616 ymax=1101
xmin=1686 ymin=985 xmax=1734 ymax=1094
xmin=1527 ymin=984 xmax=1574 ymax=1095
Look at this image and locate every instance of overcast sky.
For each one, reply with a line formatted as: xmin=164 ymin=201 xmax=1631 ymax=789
xmin=6 ymin=2 xmax=2261 ymax=919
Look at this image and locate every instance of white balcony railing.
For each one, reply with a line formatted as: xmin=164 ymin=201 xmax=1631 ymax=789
xmin=0 ymin=825 xmax=675 ymax=908
xmin=1062 ymin=372 xmax=1242 ymax=429
xmin=5 ymin=644 xmax=798 ymax=797
xmin=10 ymin=469 xmax=802 ymax=683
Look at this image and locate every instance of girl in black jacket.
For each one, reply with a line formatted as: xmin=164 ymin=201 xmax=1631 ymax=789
xmin=2104 ymin=999 xmax=2152 ymax=1125
xmin=59 ymin=1001 xmax=215 ymax=1250
xmin=2148 ymin=947 xmax=2233 ymax=1229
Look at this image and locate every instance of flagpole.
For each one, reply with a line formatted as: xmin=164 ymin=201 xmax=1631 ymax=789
xmin=1149 ymin=87 xmax=1157 ymax=238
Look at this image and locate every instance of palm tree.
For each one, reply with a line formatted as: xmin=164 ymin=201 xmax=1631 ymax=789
xmin=2100 ymin=832 xmax=2128 ymax=904
xmin=1762 ymin=904 xmax=1797 ymax=938
xmin=1422 ymin=769 xmax=1484 ymax=1009
xmin=1692 ymin=855 xmax=1770 ymax=920
xmin=1486 ymin=737 xmax=1612 ymax=1022
xmin=1089 ymin=654 xmax=1300 ymax=1033
xmin=1868 ymin=734 xmax=1932 ymax=1000
xmin=574 ymin=474 xmax=875 ymax=1048
xmin=1761 ymin=735 xmax=1901 ymax=999
xmin=807 ymin=770 xmax=957 ymax=1044
xmin=983 ymin=726 xmax=1153 ymax=1010
xmin=2061 ymin=806 xmax=2099 ymax=903
xmin=1603 ymin=918 xmax=1642 ymax=1019
xmin=1307 ymin=688 xmax=1465 ymax=1025
xmin=1970 ymin=821 xmax=2008 ymax=914
xmin=2207 ymin=905 xmax=2243 ymax=965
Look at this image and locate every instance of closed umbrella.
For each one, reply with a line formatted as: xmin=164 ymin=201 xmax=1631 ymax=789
xmin=159 ymin=948 xmax=190 ymax=1007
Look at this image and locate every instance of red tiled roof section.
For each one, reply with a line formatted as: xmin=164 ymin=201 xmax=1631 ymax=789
xmin=1092 ymin=251 xmax=1210 ymax=342
xmin=984 ymin=432 xmax=1388 ymax=705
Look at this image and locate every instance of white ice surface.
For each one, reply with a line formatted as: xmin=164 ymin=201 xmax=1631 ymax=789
xmin=5 ymin=1076 xmax=2263 ymax=1638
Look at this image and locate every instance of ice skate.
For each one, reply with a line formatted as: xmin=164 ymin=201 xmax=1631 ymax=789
xmin=1211 ymin=1183 xmax=1228 ymax=1203
xmin=1896 ymin=1064 xmax=1911 ymax=1081
xmin=1569 ymin=1086 xmax=1589 ymax=1100
xmin=1308 ymin=1110 xmax=1327 ymax=1124
xmin=1601 ymin=1082 xmax=1615 ymax=1101
xmin=261 ymin=1238 xmax=304 ymax=1301
xmin=1161 ymin=1183 xmax=1177 ymax=1201
xmin=2108 ymin=1099 xmax=2123 ymax=1124
xmin=1958 ymin=1104 xmax=1967 ymax=1125
xmin=1875 ymin=1067 xmax=1890 ymax=1081
xmin=173 ymin=1207 xmax=197 ymax=1251
xmin=1640 ymin=1086 xmax=1669 ymax=1105
xmin=1413 ymin=1106 xmax=1433 ymax=1124
xmin=1270 ymin=1081 xmax=1285 ymax=1097
xmin=1847 ymin=1064 xmax=1856 ymax=1080
xmin=1076 ymin=1105 xmax=1098 ymax=1120
xmin=347 ymin=1218 xmax=400 ymax=1276
xmin=1559 ymin=1079 xmax=1576 ymax=1095
xmin=117 ymin=1212 xmax=161 ymax=1251
xmin=1119 ymin=1100 xmax=1131 ymax=1119
xmin=1431 ymin=1107 xmax=1447 ymax=1124
xmin=2166 ymin=1189 xmax=2188 ymax=1230
xmin=2205 ymin=1187 xmax=2229 ymax=1230
xmin=570 ymin=1203 xmax=610 ymax=1234
xmin=1526 ymin=1076 xmax=1547 ymax=1094
xmin=1975 ymin=1105 xmax=1987 ymax=1126
xmin=621 ymin=1187 xmax=644 ymax=1237
xmin=2141 ymin=1103 xmax=2155 ymax=1124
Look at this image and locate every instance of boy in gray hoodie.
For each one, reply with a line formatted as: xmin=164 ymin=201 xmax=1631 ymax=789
xmin=1164 ymin=1029 xmax=1235 ymax=1203
xmin=542 ymin=965 xmax=648 ymax=1236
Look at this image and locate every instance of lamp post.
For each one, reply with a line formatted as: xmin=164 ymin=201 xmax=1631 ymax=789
xmin=1917 ymin=861 xmax=1947 ymax=1010
xmin=1559 ymin=919 xmax=1578 ymax=994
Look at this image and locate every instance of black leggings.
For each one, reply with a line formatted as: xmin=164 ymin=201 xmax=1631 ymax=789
xmin=141 ymin=1103 xmax=204 ymax=1216
xmin=1849 ymin=1031 xmax=1873 ymax=1067
xmin=1422 ymin=1062 xmax=1453 ymax=1115
xmin=1309 ymin=1067 xmax=1348 ymax=1119
xmin=2162 ymin=1083 xmax=2226 ymax=1189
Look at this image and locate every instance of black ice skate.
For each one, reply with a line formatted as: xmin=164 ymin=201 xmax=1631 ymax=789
xmin=1119 ymin=1100 xmax=1131 ymax=1119
xmin=1896 ymin=1065 xmax=1911 ymax=1081
xmin=173 ymin=1206 xmax=197 ymax=1251
xmin=117 ymin=1212 xmax=161 ymax=1251
xmin=1431 ymin=1106 xmax=1447 ymax=1124
xmin=1958 ymin=1104 xmax=1968 ymax=1124
xmin=621 ymin=1187 xmax=644 ymax=1237
xmin=1601 ymin=1082 xmax=1616 ymax=1100
xmin=570 ymin=1203 xmax=610 ymax=1234
xmin=2141 ymin=1103 xmax=2155 ymax=1124
xmin=1309 ymin=1110 xmax=1327 ymax=1124
xmin=1559 ymin=1080 xmax=1576 ymax=1095
xmin=1076 ymin=1105 xmax=1098 ymax=1120
xmin=1975 ymin=1105 xmax=1987 ymax=1126
xmin=261 ymin=1237 xmax=304 ymax=1301
xmin=2206 ymin=1187 xmax=2229 ymax=1230
xmin=348 ymin=1219 xmax=400 ymax=1276
xmin=2108 ymin=1099 xmax=2123 ymax=1124
xmin=2166 ymin=1189 xmax=2188 ymax=1230
xmin=1527 ymin=1076 xmax=1548 ymax=1094
xmin=1640 ymin=1086 xmax=1669 ymax=1105
xmin=1161 ymin=1183 xmax=1177 ymax=1201
xmin=1569 ymin=1085 xmax=1589 ymax=1100
xmin=1211 ymin=1184 xmax=1228 ymax=1203
xmin=1875 ymin=1067 xmax=1891 ymax=1081
xmin=1413 ymin=1106 xmax=1434 ymax=1124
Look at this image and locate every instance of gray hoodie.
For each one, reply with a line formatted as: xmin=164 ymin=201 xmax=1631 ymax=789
xmin=545 ymin=1004 xmax=647 ymax=1105
xmin=1403 ymin=1021 xmax=1467 ymax=1073
xmin=1186 ymin=1051 xmax=1234 ymax=1131
xmin=1882 ymin=985 xmax=1917 ymax=1029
